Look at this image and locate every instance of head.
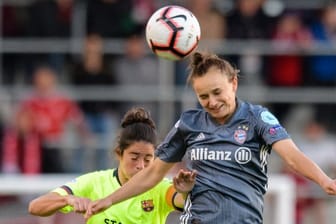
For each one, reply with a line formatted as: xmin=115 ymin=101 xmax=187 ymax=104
xmin=83 ymin=33 xmax=104 ymax=73
xmin=125 ymin=34 xmax=146 ymax=60
xmin=322 ymin=3 xmax=336 ymax=30
xmin=33 ymin=66 xmax=57 ymax=94
xmin=304 ymin=120 xmax=326 ymax=142
xmin=237 ymin=0 xmax=263 ymax=17
xmin=187 ymin=52 xmax=239 ymax=124
xmin=114 ymin=107 xmax=157 ymax=184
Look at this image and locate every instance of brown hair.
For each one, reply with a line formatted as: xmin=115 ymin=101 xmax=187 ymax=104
xmin=187 ymin=51 xmax=239 ymax=85
xmin=114 ymin=107 xmax=157 ymax=156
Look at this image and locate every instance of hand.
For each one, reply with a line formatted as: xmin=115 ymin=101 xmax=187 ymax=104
xmin=173 ymin=169 xmax=197 ymax=194
xmin=84 ymin=197 xmax=112 ymax=220
xmin=66 ymin=195 xmax=92 ymax=214
xmin=322 ymin=178 xmax=336 ymax=195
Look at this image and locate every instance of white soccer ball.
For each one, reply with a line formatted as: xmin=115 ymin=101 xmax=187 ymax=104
xmin=145 ymin=5 xmax=201 ymax=61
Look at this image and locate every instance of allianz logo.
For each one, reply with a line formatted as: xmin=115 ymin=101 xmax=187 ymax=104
xmin=190 ymin=147 xmax=252 ymax=164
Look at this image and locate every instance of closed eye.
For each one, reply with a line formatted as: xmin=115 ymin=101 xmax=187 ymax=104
xmin=199 ymin=94 xmax=208 ymax=100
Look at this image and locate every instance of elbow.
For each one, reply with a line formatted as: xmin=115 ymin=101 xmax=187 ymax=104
xmin=28 ymin=200 xmax=38 ymax=215
xmin=284 ymin=158 xmax=299 ymax=173
xmin=28 ymin=199 xmax=47 ymax=217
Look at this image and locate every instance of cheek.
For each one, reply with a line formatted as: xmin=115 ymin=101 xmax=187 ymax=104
xmin=120 ymin=160 xmax=137 ymax=177
xmin=197 ymin=96 xmax=209 ymax=106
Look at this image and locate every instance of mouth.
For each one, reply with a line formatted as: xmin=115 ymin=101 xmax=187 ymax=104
xmin=209 ymin=105 xmax=223 ymax=114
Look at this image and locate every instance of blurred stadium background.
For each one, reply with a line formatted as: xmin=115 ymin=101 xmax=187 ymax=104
xmin=1 ymin=0 xmax=336 ymax=224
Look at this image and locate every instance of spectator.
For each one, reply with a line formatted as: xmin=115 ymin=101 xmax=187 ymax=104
xmin=27 ymin=0 xmax=72 ymax=37
xmin=267 ymin=11 xmax=311 ymax=87
xmin=308 ymin=3 xmax=336 ymax=86
xmin=131 ymin=0 xmax=156 ymax=31
xmin=187 ymin=0 xmax=226 ymax=42
xmin=1 ymin=4 xmax=28 ymax=84
xmin=2 ymin=108 xmax=41 ymax=174
xmin=226 ymin=0 xmax=274 ymax=85
xmin=266 ymin=11 xmax=312 ymax=123
xmin=71 ymin=34 xmax=118 ymax=171
xmin=25 ymin=0 xmax=74 ymax=79
xmin=113 ymin=32 xmax=160 ymax=123
xmin=227 ymin=0 xmax=273 ymax=39
xmin=307 ymin=3 xmax=336 ymax=132
xmin=86 ymin=0 xmax=136 ymax=38
xmin=2 ymin=66 xmax=89 ymax=174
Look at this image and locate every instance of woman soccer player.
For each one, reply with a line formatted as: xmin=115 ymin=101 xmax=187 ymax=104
xmin=28 ymin=107 xmax=196 ymax=224
xmin=84 ymin=51 xmax=336 ymax=224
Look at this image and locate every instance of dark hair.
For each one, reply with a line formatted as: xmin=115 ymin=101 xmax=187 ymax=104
xmin=187 ymin=51 xmax=239 ymax=85
xmin=114 ymin=107 xmax=157 ymax=156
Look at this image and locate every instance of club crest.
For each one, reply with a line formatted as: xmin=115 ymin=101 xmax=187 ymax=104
xmin=234 ymin=125 xmax=248 ymax=144
xmin=141 ymin=199 xmax=154 ymax=212
xmin=234 ymin=129 xmax=247 ymax=144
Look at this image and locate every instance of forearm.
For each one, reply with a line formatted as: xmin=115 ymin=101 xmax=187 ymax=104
xmin=29 ymin=193 xmax=68 ymax=216
xmin=288 ymin=151 xmax=331 ymax=187
xmin=106 ymin=159 xmax=173 ymax=206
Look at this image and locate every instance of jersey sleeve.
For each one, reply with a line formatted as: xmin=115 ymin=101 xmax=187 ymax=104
xmin=155 ymin=119 xmax=187 ymax=162
xmin=255 ymin=109 xmax=290 ymax=145
xmin=51 ymin=172 xmax=97 ymax=213
xmin=155 ymin=178 xmax=176 ymax=215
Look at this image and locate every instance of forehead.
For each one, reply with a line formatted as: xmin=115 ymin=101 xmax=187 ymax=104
xmin=125 ymin=141 xmax=155 ymax=155
xmin=192 ymin=68 xmax=229 ymax=92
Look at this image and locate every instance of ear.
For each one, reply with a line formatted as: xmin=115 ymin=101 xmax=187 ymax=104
xmin=232 ymin=76 xmax=238 ymax=92
xmin=115 ymin=147 xmax=122 ymax=160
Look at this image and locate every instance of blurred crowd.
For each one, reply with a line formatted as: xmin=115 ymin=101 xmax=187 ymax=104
xmin=1 ymin=0 xmax=336 ymax=223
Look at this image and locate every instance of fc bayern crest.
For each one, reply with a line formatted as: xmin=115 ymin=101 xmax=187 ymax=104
xmin=234 ymin=129 xmax=247 ymax=144
xmin=141 ymin=199 xmax=154 ymax=212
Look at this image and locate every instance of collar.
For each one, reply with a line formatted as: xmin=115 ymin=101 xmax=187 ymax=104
xmin=113 ymin=168 xmax=122 ymax=186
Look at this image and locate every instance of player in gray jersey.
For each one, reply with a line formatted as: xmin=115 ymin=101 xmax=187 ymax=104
xmin=85 ymin=51 xmax=336 ymax=224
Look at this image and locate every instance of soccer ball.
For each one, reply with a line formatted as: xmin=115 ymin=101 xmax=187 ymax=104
xmin=145 ymin=5 xmax=201 ymax=61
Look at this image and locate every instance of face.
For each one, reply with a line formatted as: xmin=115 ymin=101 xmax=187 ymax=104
xmin=118 ymin=141 xmax=155 ymax=184
xmin=192 ymin=67 xmax=238 ymax=124
xmin=34 ymin=68 xmax=57 ymax=93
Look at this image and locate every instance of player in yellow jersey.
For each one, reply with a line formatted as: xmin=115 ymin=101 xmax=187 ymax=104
xmin=28 ymin=107 xmax=196 ymax=224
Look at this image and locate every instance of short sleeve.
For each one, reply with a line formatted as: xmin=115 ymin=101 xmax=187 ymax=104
xmin=156 ymin=120 xmax=187 ymax=162
xmin=255 ymin=110 xmax=290 ymax=146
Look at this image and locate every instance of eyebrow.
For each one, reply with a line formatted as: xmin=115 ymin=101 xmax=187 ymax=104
xmin=130 ymin=152 xmax=154 ymax=157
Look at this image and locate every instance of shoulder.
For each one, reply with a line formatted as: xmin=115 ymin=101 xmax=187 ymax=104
xmin=75 ymin=169 xmax=115 ymax=183
xmin=235 ymin=100 xmax=281 ymax=128
xmin=174 ymin=108 xmax=207 ymax=131
xmin=180 ymin=108 xmax=206 ymax=123
xmin=63 ymin=169 xmax=115 ymax=196
xmin=238 ymin=100 xmax=267 ymax=118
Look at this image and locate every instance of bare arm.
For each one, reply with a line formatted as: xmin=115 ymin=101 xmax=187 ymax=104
xmin=273 ymin=138 xmax=336 ymax=195
xmin=29 ymin=192 xmax=91 ymax=216
xmin=85 ymin=158 xmax=175 ymax=218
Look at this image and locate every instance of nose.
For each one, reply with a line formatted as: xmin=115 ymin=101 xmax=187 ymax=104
xmin=136 ymin=159 xmax=145 ymax=170
xmin=208 ymin=95 xmax=217 ymax=108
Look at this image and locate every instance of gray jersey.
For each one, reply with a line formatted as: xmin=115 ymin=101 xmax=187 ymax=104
xmin=156 ymin=99 xmax=290 ymax=224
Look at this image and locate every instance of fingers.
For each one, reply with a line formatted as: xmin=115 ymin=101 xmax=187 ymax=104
xmin=176 ymin=169 xmax=197 ymax=182
xmin=67 ymin=196 xmax=92 ymax=214
xmin=84 ymin=199 xmax=106 ymax=220
xmin=75 ymin=198 xmax=91 ymax=213
xmin=84 ymin=202 xmax=95 ymax=220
